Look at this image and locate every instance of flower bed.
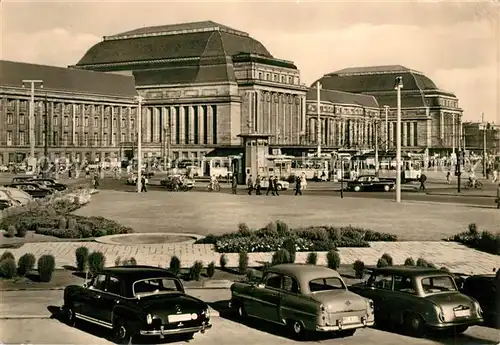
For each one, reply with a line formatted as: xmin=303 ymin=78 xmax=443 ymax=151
xmin=0 ymin=189 xmax=133 ymax=239
xmin=195 ymin=221 xmax=398 ymax=253
xmin=446 ymin=223 xmax=500 ymax=255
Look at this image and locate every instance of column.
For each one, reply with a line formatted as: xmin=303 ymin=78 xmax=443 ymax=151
xmin=440 ymin=112 xmax=444 ymax=139
xmin=189 ymin=106 xmax=195 ymax=144
xmin=153 ymin=108 xmax=159 ymax=143
xmin=207 ymin=105 xmax=213 ymax=145
xmin=402 ymin=122 xmax=407 ymax=147
xmin=179 ymin=106 xmax=185 ymax=145
xmin=170 ymin=106 xmax=177 ymax=144
xmin=255 ymin=91 xmax=260 ymax=133
xmin=309 ymin=118 xmax=315 ymax=143
xmin=198 ymin=105 xmax=205 ymax=145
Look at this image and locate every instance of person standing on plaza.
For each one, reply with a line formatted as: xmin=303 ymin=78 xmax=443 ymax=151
xmin=266 ymin=176 xmax=274 ymax=196
xmin=93 ymin=174 xmax=99 ymax=190
xmin=496 ymin=183 xmax=500 ymax=209
xmin=294 ymin=176 xmax=302 ymax=196
xmin=419 ymin=173 xmax=427 ymax=191
xmin=247 ymin=175 xmax=254 ymax=195
xmin=300 ymin=172 xmax=307 ymax=191
xmin=141 ymin=176 xmax=148 ymax=193
xmin=273 ymin=176 xmax=280 ymax=196
xmin=255 ymin=175 xmax=262 ymax=195
xmin=446 ymin=171 xmax=451 ymax=184
xmin=231 ymin=174 xmax=238 ymax=194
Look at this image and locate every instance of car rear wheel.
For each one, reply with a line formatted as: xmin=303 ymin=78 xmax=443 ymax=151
xmin=453 ymin=325 xmax=468 ymax=334
xmin=236 ymin=304 xmax=247 ymax=321
xmin=404 ymin=313 xmax=426 ymax=337
xmin=353 ymin=185 xmax=361 ymax=192
xmin=288 ymin=319 xmax=306 ymax=339
xmin=277 ymin=184 xmax=283 ymax=191
xmin=383 ymin=185 xmax=390 ymax=192
xmin=113 ymin=319 xmax=133 ymax=345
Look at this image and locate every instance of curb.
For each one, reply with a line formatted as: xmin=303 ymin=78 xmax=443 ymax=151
xmin=426 ymin=192 xmax=494 ymax=198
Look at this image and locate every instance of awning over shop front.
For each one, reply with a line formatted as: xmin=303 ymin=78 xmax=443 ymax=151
xmin=204 ymin=147 xmax=244 ymax=158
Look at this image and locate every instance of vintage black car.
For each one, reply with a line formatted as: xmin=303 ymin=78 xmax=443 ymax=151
xmin=29 ymin=178 xmax=67 ymax=191
xmin=62 ymin=266 xmax=212 ymax=343
xmin=349 ymin=266 xmax=483 ymax=336
xmin=4 ymin=182 xmax=53 ymax=198
xmin=461 ymin=274 xmax=500 ymax=329
xmin=347 ymin=176 xmax=395 ymax=192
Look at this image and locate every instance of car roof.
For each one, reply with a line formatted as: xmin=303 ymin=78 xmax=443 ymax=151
xmin=369 ymin=266 xmax=448 ymax=277
xmin=102 ymin=265 xmax=177 ymax=282
xmin=268 ymin=263 xmax=341 ymax=280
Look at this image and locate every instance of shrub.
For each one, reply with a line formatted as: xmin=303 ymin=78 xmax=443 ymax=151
xmin=219 ymin=254 xmax=228 ymax=269
xmin=58 ymin=217 xmax=67 ymax=230
xmin=416 ymin=257 xmax=428 ymax=267
xmin=427 ymin=263 xmax=437 ymax=268
xmin=272 ymin=249 xmax=291 ymax=266
xmin=16 ymin=225 xmax=27 ymax=238
xmin=0 ymin=258 xmax=16 ymax=278
xmin=87 ymin=251 xmax=105 ymax=275
xmin=121 ymin=257 xmax=137 ymax=266
xmin=36 ymin=227 xmax=81 ymax=239
xmin=75 ymin=246 xmax=89 ymax=272
xmin=238 ymin=251 xmax=249 ymax=274
xmin=306 ymin=252 xmax=318 ymax=265
xmin=440 ymin=266 xmax=450 ymax=272
xmin=169 ymin=256 xmax=181 ymax=276
xmin=189 ymin=261 xmax=203 ymax=281
xmin=67 ymin=218 xmax=77 ymax=230
xmin=114 ymin=256 xmax=121 ymax=266
xmin=276 ymin=220 xmax=290 ymax=236
xmin=237 ymin=223 xmax=252 ymax=236
xmin=404 ymin=257 xmax=415 ymax=266
xmin=17 ymin=253 xmax=36 ymax=276
xmin=353 ymin=260 xmax=365 ymax=278
xmin=326 ymin=250 xmax=341 ymax=270
xmin=37 ymin=254 xmax=55 ymax=282
xmin=262 ymin=221 xmax=278 ymax=237
xmin=377 ymin=258 xmax=389 ymax=268
xmin=381 ymin=253 xmax=393 ymax=266
xmin=282 ymin=237 xmax=296 ymax=263
xmin=468 ymin=223 xmax=478 ymax=235
xmin=5 ymin=225 xmax=16 ymax=238
xmin=207 ymin=261 xmax=216 ymax=278
xmin=0 ymin=251 xmax=15 ymax=262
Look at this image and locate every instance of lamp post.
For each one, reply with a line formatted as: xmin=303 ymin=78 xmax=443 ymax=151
xmin=374 ymin=118 xmax=379 ymax=176
xmin=316 ymin=81 xmax=322 ymax=156
xmin=383 ymin=105 xmax=390 ymax=151
xmin=22 ymin=80 xmax=43 ymax=172
xmin=135 ymin=95 xmax=143 ymax=193
xmin=394 ymin=76 xmax=404 ymax=203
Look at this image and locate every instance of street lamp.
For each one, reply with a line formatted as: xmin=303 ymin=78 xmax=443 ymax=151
xmin=383 ymin=105 xmax=390 ymax=151
xmin=135 ymin=95 xmax=144 ymax=193
xmin=394 ymin=76 xmax=404 ymax=203
xmin=316 ymin=81 xmax=322 ymax=156
xmin=22 ymin=80 xmax=43 ymax=172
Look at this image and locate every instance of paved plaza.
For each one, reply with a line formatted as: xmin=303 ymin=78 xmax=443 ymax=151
xmin=74 ymin=190 xmax=500 ymax=241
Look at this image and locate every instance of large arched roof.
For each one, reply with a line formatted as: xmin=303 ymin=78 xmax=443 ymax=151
xmin=75 ymin=21 xmax=273 ymax=67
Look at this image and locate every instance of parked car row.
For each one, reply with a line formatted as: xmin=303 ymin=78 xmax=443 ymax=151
xmin=1 ymin=177 xmax=67 ymax=205
xmin=61 ymin=264 xmax=497 ymax=344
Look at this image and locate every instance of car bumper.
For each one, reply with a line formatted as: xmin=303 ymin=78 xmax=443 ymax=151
xmin=316 ymin=320 xmax=374 ymax=332
xmin=427 ymin=318 xmax=484 ymax=329
xmin=140 ymin=322 xmax=212 ymax=336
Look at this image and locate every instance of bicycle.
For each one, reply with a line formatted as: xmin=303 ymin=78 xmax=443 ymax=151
xmin=464 ymin=179 xmax=483 ymax=189
xmin=207 ymin=182 xmax=221 ymax=192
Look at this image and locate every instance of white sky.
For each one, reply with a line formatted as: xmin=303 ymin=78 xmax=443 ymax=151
xmin=1 ymin=0 xmax=499 ymax=123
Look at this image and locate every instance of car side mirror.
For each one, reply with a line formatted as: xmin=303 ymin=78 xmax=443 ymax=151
xmin=257 ymin=283 xmax=265 ymax=289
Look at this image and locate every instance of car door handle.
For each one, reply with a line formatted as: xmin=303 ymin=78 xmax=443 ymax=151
xmin=95 ymin=294 xmax=101 ymax=299
xmin=114 ymin=300 xmax=120 ymax=304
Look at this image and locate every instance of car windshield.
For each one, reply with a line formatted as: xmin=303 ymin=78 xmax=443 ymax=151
xmin=309 ymin=277 xmax=345 ymax=292
xmin=132 ymin=277 xmax=183 ymax=297
xmin=420 ymin=275 xmax=457 ymax=294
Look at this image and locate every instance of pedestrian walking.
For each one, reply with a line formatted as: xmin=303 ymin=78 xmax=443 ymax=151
xmin=419 ymin=173 xmax=427 ymax=191
xmin=93 ymin=174 xmax=99 ymax=189
xmin=273 ymin=176 xmax=280 ymax=196
xmin=255 ymin=175 xmax=262 ymax=195
xmin=496 ymin=183 xmax=500 ymax=209
xmin=446 ymin=171 xmax=450 ymax=184
xmin=265 ymin=177 xmax=274 ymax=196
xmin=141 ymin=176 xmax=148 ymax=193
xmin=231 ymin=175 xmax=238 ymax=194
xmin=247 ymin=175 xmax=254 ymax=195
xmin=294 ymin=176 xmax=302 ymax=196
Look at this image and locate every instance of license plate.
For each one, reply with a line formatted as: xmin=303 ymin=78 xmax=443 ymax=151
xmin=168 ymin=314 xmax=192 ymax=323
xmin=342 ymin=316 xmax=359 ymax=324
xmin=454 ymin=309 xmax=470 ymax=318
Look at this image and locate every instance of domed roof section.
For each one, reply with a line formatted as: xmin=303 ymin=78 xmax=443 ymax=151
xmin=314 ymin=65 xmax=439 ymax=93
xmin=75 ymin=21 xmax=272 ymax=67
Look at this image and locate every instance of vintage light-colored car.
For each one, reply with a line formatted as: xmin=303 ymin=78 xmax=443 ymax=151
xmin=229 ymin=264 xmax=374 ymax=338
xmin=259 ymin=177 xmax=290 ymax=191
xmin=349 ymin=266 xmax=484 ymax=336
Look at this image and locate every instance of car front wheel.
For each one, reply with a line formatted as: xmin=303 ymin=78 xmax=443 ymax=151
xmin=113 ymin=319 xmax=133 ymax=345
xmin=277 ymin=184 xmax=283 ymax=191
xmin=236 ymin=303 xmax=247 ymax=321
xmin=353 ymin=185 xmax=361 ymax=192
xmin=288 ymin=319 xmax=306 ymax=339
xmin=383 ymin=185 xmax=390 ymax=192
xmin=404 ymin=313 xmax=426 ymax=337
xmin=63 ymin=305 xmax=76 ymax=327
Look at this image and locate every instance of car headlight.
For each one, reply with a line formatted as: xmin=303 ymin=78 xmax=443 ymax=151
xmin=146 ymin=313 xmax=153 ymax=324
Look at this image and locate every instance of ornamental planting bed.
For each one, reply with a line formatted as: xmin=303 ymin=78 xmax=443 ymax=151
xmin=195 ymin=221 xmax=398 ymax=253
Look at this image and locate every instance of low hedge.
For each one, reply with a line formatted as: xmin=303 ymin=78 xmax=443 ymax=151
xmin=447 ymin=223 xmax=500 ymax=255
xmin=195 ymin=221 xmax=397 ymax=253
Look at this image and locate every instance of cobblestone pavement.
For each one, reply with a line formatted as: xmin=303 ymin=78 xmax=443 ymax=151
xmin=1 ymin=241 xmax=498 ymax=275
xmin=73 ymin=190 xmax=500 ymax=241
